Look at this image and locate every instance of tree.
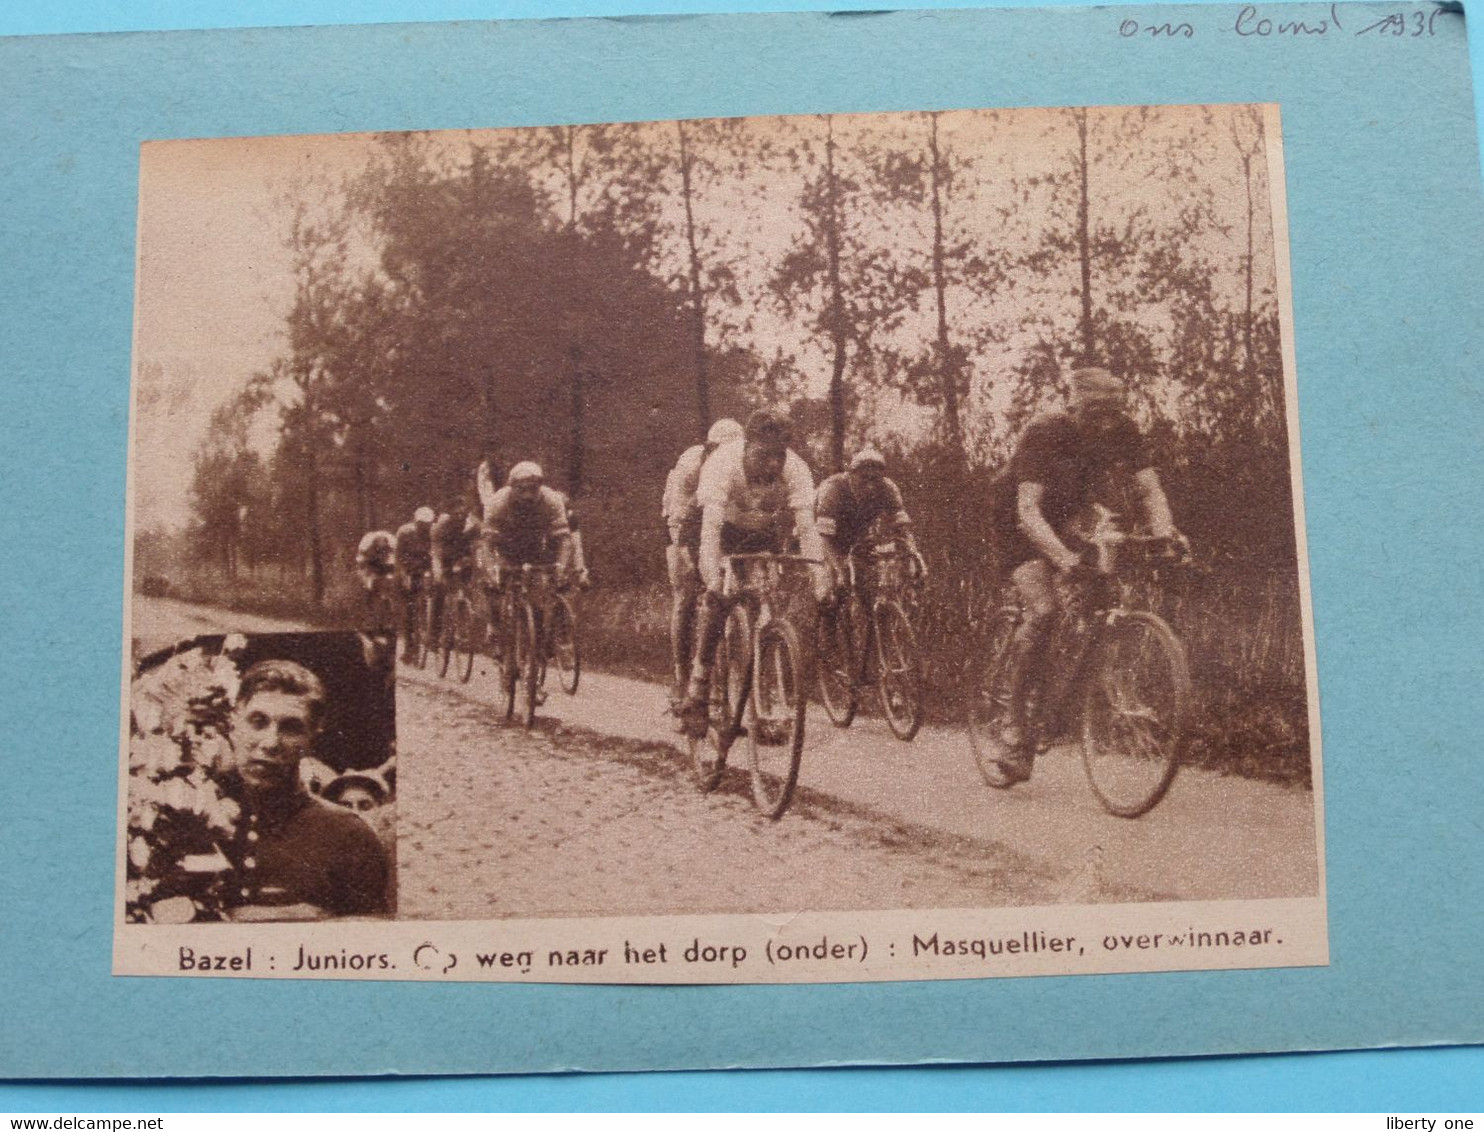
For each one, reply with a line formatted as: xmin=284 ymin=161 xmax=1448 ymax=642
xmin=871 ymin=111 xmax=1009 ymax=463
xmin=771 ymin=115 xmax=922 ymax=471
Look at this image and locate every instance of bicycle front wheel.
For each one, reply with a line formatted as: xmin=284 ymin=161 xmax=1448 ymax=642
xmin=438 ymin=593 xmax=457 ymax=678
xmin=513 ymin=600 xmax=541 ymax=728
xmin=412 ymin=591 xmax=432 ymax=669
xmin=1080 ymin=610 xmax=1190 ymax=818
xmin=814 ymin=601 xmax=857 ymax=728
xmin=451 ymin=597 xmax=477 ymax=683
xmin=550 ymin=595 xmax=581 ymax=695
xmin=689 ymin=604 xmax=750 ymax=792
xmin=747 ymin=618 xmax=807 ymax=820
xmin=874 ymin=599 xmax=923 ymax=741
xmin=965 ymin=610 xmax=1023 ymax=788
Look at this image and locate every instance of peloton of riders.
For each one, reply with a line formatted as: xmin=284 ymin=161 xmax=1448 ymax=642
xmin=354 ymin=363 xmax=1188 ymax=790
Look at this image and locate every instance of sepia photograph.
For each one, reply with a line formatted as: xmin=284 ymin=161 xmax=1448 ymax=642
xmin=119 ymin=102 xmax=1323 ymax=981
xmin=124 ymin=630 xmax=397 ymax=927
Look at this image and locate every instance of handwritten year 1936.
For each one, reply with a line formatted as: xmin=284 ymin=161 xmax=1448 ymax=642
xmin=1117 ymin=3 xmax=1444 ymax=40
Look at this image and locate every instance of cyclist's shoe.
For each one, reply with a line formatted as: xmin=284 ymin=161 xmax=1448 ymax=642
xmin=753 ymin=717 xmax=790 ymax=746
xmin=993 ymin=747 xmax=1035 ymax=785
xmin=679 ymin=695 xmax=710 ymax=740
xmin=535 ymin=688 xmax=549 ymax=708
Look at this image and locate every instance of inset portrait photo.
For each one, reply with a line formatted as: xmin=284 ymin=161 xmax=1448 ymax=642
xmin=122 ymin=631 xmax=397 ymax=925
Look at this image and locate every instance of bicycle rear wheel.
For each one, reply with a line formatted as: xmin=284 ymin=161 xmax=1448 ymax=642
xmin=1080 ymin=611 xmax=1190 ymax=818
xmin=689 ymin=604 xmax=750 ymax=792
xmin=814 ymin=600 xmax=858 ymax=728
xmin=965 ymin=610 xmax=1023 ymax=788
xmin=550 ymin=595 xmax=581 ymax=695
xmin=747 ymin=618 xmax=807 ymax=820
xmin=874 ymin=599 xmax=923 ymax=741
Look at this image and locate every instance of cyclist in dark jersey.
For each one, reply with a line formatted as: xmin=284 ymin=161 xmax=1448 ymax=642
xmin=815 ymin=447 xmax=927 ymax=601
xmin=393 ymin=507 xmax=436 ymax=663
xmin=429 ymin=494 xmax=479 ymax=646
xmin=994 ymin=365 xmax=1187 ymax=784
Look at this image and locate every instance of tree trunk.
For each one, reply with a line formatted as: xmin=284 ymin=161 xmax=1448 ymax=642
xmin=299 ymin=373 xmax=326 ymax=605
xmin=823 ymin=116 xmax=848 ymax=473
xmin=1075 ymin=108 xmax=1094 ymax=364
xmin=927 ymin=113 xmax=964 ymax=460
xmin=563 ymin=127 xmax=586 ymax=497
xmin=569 ymin=350 xmax=586 ymax=498
xmin=677 ymin=120 xmax=711 ymax=435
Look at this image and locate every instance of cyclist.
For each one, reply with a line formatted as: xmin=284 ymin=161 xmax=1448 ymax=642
xmin=474 ymin=450 xmax=504 ymax=522
xmin=662 ymin=417 xmax=744 ymax=709
xmin=481 ymin=462 xmax=575 ymax=679
xmin=815 ymin=446 xmax=928 ymax=604
xmin=551 ymin=488 xmax=591 ymax=591
xmin=992 ymin=365 xmax=1188 ymax=784
xmin=354 ymin=528 xmax=396 ymax=619
xmin=393 ymin=506 xmax=436 ymax=663
xmin=678 ymin=409 xmax=828 ymax=739
xmin=429 ymin=495 xmax=479 ymax=646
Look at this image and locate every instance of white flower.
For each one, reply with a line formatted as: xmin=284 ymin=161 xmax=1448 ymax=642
xmin=149 ymin=896 xmax=198 ymax=924
xmin=128 ymin=836 xmax=152 ymax=870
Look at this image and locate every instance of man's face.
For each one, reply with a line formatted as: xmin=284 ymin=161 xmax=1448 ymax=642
xmin=742 ymin=440 xmax=786 ymax=485
xmin=511 ymin=478 xmax=542 ymax=504
xmin=331 ymin=784 xmax=380 ymax=813
xmin=1072 ymin=391 xmax=1125 ymax=434
xmin=848 ymin=464 xmax=886 ymax=494
xmin=231 ymin=690 xmax=317 ymax=796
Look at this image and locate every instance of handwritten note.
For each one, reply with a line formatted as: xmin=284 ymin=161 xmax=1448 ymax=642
xmin=1117 ymin=3 xmax=1447 ymax=39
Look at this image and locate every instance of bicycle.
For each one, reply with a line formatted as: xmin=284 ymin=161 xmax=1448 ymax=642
xmin=492 ymin=563 xmax=566 ymax=728
xmin=964 ymin=509 xmax=1193 ymax=818
xmin=543 ymin=583 xmax=581 ymax=696
xmin=410 ymin=575 xmax=435 ymax=670
xmin=366 ymin=571 xmax=399 ymax=634
xmin=687 ymin=553 xmax=818 ymax=820
xmin=814 ymin=544 xmax=925 ymax=740
xmin=437 ymin=564 xmax=478 ymax=684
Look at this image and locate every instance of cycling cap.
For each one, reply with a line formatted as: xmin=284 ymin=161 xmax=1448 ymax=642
xmin=706 ymin=417 xmax=744 ymax=447
xmin=1071 ymin=366 xmax=1122 ymax=400
xmin=414 ymin=506 xmax=436 ymax=524
xmin=849 ymin=447 xmax=887 ymax=472
xmin=744 ymin=408 xmax=791 ymax=447
xmin=507 ymin=461 xmax=544 ymax=485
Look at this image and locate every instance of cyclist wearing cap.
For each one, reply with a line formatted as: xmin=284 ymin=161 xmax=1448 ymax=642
xmin=678 ymin=410 xmax=827 ymax=738
xmin=993 ymin=365 xmax=1187 ymax=784
xmin=661 ymin=417 xmax=744 ymax=708
xmin=815 ymin=447 xmax=928 ymax=604
xmin=394 ymin=507 xmax=436 ymax=662
xmin=354 ymin=529 xmax=396 ymax=596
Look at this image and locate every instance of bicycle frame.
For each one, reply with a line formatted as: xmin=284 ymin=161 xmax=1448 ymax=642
xmin=1016 ymin=512 xmax=1180 ymax=747
xmin=832 ymin=546 xmax=920 ymax=688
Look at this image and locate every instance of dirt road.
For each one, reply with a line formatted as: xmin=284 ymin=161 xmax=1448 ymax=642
xmin=130 ymin=596 xmax=1321 ymax=918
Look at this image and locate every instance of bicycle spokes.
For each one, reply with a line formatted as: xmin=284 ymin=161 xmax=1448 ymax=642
xmin=1079 ymin=613 xmax=1189 ymax=818
xmin=747 ymin=620 xmax=806 ymax=819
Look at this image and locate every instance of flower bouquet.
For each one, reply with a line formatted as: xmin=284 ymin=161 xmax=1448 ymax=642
xmin=125 ymin=636 xmax=247 ymax=924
